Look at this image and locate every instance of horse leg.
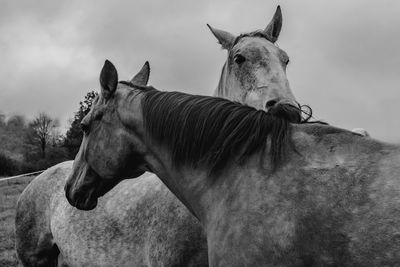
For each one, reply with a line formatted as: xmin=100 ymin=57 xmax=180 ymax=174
xmin=15 ymin=184 xmax=60 ymax=267
xmin=16 ymin=230 xmax=60 ymax=267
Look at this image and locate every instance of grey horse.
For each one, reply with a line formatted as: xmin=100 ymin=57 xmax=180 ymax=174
xmin=66 ymin=60 xmax=400 ymax=266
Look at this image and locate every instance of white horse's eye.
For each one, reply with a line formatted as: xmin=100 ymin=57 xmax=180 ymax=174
xmin=234 ymin=54 xmax=246 ymax=64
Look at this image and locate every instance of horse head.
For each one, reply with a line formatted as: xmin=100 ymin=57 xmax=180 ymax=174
xmin=65 ymin=61 xmax=150 ymax=210
xmin=209 ymin=6 xmax=296 ymax=112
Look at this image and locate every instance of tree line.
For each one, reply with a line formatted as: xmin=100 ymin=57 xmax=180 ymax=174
xmin=0 ymin=91 xmax=97 ymax=176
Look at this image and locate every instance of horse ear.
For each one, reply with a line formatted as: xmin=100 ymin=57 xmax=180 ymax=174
xmin=207 ymin=24 xmax=235 ymax=50
xmin=264 ymin=6 xmax=282 ymax=43
xmin=100 ymin=60 xmax=118 ymax=99
xmin=130 ymin=61 xmax=150 ymax=86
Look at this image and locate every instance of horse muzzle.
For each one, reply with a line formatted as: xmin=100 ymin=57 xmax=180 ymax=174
xmin=64 ymin=164 xmax=101 ymax=210
xmin=267 ymin=102 xmax=302 ymax=123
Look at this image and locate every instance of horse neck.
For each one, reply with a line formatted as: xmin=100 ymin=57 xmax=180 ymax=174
xmin=139 ymin=124 xmax=270 ymax=229
xmin=139 ymin=133 xmax=212 ymax=223
xmin=142 ymin=121 xmax=274 ymax=210
xmin=118 ymin=99 xmax=206 ymax=218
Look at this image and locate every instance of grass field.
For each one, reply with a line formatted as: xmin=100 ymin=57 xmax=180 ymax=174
xmin=0 ymin=176 xmax=35 ymax=267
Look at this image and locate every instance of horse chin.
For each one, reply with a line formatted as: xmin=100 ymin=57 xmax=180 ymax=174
xmin=74 ymin=189 xmax=98 ymax=211
xmin=66 ymin=165 xmax=146 ymax=210
xmin=268 ymin=103 xmax=301 ymax=123
xmin=67 ymin=178 xmax=121 ymax=211
xmin=66 ymin=166 xmax=116 ymax=210
xmin=65 ymin=175 xmax=101 ymax=211
xmin=85 ymin=170 xmax=146 ymax=203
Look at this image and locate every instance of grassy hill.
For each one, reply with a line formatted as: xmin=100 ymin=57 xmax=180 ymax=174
xmin=0 ymin=175 xmax=35 ymax=266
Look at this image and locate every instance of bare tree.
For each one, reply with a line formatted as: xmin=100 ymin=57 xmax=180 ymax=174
xmin=29 ymin=112 xmax=59 ymax=158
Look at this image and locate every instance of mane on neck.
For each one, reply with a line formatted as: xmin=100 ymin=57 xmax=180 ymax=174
xmin=141 ymin=89 xmax=293 ymax=175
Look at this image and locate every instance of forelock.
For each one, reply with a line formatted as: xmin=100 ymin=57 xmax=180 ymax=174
xmin=232 ymin=30 xmax=275 ymax=48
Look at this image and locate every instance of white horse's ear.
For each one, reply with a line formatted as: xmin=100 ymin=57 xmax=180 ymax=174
xmin=207 ymin=24 xmax=235 ymax=50
xmin=100 ymin=60 xmax=118 ymax=99
xmin=131 ymin=61 xmax=150 ymax=86
xmin=264 ymin=6 xmax=282 ymax=43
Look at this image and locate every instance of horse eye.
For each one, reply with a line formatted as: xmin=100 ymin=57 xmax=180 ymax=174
xmin=80 ymin=122 xmax=90 ymax=134
xmin=234 ymin=54 xmax=246 ymax=64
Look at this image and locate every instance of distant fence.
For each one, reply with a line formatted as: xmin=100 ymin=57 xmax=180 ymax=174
xmin=0 ymin=170 xmax=44 ymax=182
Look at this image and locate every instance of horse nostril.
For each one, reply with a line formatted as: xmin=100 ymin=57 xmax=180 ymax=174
xmin=265 ymin=100 xmax=278 ymax=109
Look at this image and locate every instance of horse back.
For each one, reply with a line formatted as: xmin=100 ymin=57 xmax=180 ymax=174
xmin=286 ymin=127 xmax=400 ymax=265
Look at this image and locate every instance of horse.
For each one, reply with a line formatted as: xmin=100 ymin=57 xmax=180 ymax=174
xmin=66 ymin=60 xmax=400 ymax=266
xmin=16 ymin=6 xmax=300 ymax=267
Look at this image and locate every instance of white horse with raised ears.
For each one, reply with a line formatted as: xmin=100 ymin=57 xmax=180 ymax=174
xmin=208 ymin=6 xmax=297 ymax=111
xmin=207 ymin=6 xmax=368 ymax=136
xmin=16 ymin=7 xmax=310 ymax=267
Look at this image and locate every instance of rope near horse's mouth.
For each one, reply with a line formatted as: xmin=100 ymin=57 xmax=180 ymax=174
xmin=266 ymin=102 xmax=327 ymax=125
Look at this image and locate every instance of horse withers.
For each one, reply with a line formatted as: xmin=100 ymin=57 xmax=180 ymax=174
xmin=66 ymin=60 xmax=400 ymax=266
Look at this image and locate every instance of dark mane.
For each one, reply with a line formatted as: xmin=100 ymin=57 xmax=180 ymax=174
xmin=141 ymin=89 xmax=292 ymax=174
xmin=232 ymin=30 xmax=274 ymax=47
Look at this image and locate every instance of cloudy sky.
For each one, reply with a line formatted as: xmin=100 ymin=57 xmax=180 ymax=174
xmin=1 ymin=0 xmax=400 ymax=141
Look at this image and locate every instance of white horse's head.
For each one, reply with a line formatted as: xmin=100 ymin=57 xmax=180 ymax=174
xmin=209 ymin=6 xmax=296 ymax=111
